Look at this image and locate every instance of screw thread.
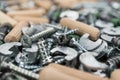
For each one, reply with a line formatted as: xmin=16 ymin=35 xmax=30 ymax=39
xmin=107 ymin=55 xmax=120 ymax=67
xmin=31 ymin=28 xmax=56 ymax=41
xmin=2 ymin=62 xmax=39 ymax=79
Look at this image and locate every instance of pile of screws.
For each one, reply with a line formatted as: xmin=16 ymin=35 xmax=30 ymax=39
xmin=0 ymin=0 xmax=120 ymax=80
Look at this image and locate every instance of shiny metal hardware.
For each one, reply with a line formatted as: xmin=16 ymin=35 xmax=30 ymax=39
xmin=70 ymin=38 xmax=88 ymax=52
xmin=79 ymin=33 xmax=108 ymax=57
xmin=51 ymin=46 xmax=78 ymax=61
xmin=79 ymin=52 xmax=108 ymax=70
xmin=37 ymin=39 xmax=53 ymax=65
xmin=53 ymin=29 xmax=77 ymax=45
xmin=15 ymin=44 xmax=38 ymax=64
xmin=1 ymin=61 xmax=39 ymax=79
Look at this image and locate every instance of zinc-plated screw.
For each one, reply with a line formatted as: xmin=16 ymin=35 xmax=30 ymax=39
xmin=21 ymin=65 xmax=41 ymax=70
xmin=47 ymin=38 xmax=54 ymax=53
xmin=65 ymin=29 xmax=77 ymax=35
xmin=70 ymin=38 xmax=88 ymax=52
xmin=37 ymin=40 xmax=53 ymax=64
xmin=1 ymin=61 xmax=39 ymax=79
xmin=22 ymin=27 xmax=57 ymax=45
xmin=106 ymin=55 xmax=120 ymax=77
xmin=31 ymin=27 xmax=56 ymax=41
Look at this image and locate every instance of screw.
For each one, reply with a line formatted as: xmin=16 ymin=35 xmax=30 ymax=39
xmin=54 ymin=58 xmax=65 ymax=64
xmin=37 ymin=40 xmax=53 ymax=65
xmin=47 ymin=38 xmax=54 ymax=54
xmin=53 ymin=29 xmax=76 ymax=45
xmin=106 ymin=55 xmax=120 ymax=77
xmin=65 ymin=29 xmax=77 ymax=35
xmin=1 ymin=61 xmax=39 ymax=79
xmin=70 ymin=38 xmax=88 ymax=52
xmin=35 ymin=28 xmax=56 ymax=39
xmin=22 ymin=27 xmax=57 ymax=46
xmin=31 ymin=27 xmax=57 ymax=41
xmin=21 ymin=65 xmax=41 ymax=70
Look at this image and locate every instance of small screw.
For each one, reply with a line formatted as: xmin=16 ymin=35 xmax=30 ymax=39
xmin=70 ymin=38 xmax=88 ymax=52
xmin=47 ymin=38 xmax=54 ymax=54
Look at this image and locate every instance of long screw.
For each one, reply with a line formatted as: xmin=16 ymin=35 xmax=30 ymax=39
xmin=1 ymin=61 xmax=39 ymax=79
xmin=31 ymin=27 xmax=57 ymax=41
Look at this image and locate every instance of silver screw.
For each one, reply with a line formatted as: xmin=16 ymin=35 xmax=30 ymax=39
xmin=70 ymin=38 xmax=88 ymax=52
xmin=22 ymin=65 xmax=41 ymax=70
xmin=37 ymin=40 xmax=53 ymax=65
xmin=1 ymin=61 xmax=39 ymax=79
xmin=22 ymin=27 xmax=57 ymax=46
xmin=31 ymin=27 xmax=56 ymax=41
xmin=47 ymin=38 xmax=54 ymax=53
xmin=65 ymin=29 xmax=77 ymax=35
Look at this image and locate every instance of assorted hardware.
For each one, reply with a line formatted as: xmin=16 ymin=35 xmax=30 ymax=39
xmin=0 ymin=0 xmax=120 ymax=80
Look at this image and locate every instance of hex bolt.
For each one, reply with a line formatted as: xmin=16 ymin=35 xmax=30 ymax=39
xmin=60 ymin=18 xmax=100 ymax=41
xmin=7 ymin=9 xmax=46 ymax=17
xmin=1 ymin=61 xmax=39 ymax=79
xmin=4 ymin=21 xmax=29 ymax=42
xmin=0 ymin=11 xmax=17 ymax=27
